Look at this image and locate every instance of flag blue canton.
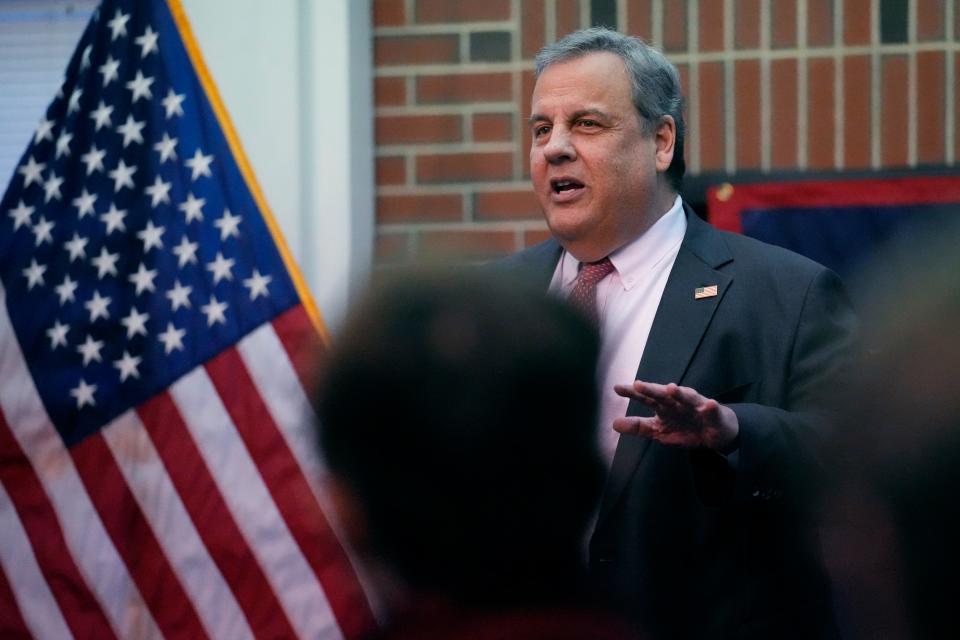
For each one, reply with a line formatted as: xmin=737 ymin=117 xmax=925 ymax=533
xmin=0 ymin=0 xmax=299 ymax=446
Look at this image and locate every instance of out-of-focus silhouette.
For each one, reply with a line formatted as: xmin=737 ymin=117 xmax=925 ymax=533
xmin=313 ymin=271 xmax=635 ymax=639
xmin=823 ymin=223 xmax=960 ymax=640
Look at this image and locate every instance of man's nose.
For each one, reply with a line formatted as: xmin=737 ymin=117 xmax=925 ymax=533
xmin=542 ymin=127 xmax=577 ymax=164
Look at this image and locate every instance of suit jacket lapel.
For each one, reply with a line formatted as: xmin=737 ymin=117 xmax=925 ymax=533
xmin=596 ymin=207 xmax=734 ymax=528
xmin=498 ymin=237 xmax=562 ymax=289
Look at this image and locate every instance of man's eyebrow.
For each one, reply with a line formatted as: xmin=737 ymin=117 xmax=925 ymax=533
xmin=570 ymin=108 xmax=611 ymax=121
xmin=527 ymin=108 xmax=611 ymax=126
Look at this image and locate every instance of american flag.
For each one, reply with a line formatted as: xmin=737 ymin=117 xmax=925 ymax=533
xmin=0 ymin=0 xmax=376 ymax=637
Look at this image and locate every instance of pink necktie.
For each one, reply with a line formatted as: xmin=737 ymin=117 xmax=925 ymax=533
xmin=568 ymin=258 xmax=614 ymax=324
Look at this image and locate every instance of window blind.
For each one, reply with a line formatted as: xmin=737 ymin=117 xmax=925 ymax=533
xmin=0 ymin=0 xmax=96 ymax=187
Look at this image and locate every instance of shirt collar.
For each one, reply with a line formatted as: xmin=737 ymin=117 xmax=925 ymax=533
xmin=558 ymin=195 xmax=687 ymax=290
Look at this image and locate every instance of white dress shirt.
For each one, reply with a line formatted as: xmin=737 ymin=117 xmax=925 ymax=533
xmin=549 ymin=196 xmax=687 ymax=465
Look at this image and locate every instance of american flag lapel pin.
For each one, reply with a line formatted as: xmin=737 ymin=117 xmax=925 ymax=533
xmin=694 ymin=285 xmax=719 ymax=299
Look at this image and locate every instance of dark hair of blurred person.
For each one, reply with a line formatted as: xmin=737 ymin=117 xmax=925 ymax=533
xmin=313 ymin=271 xmax=636 ymax=639
xmin=822 ymin=225 xmax=960 ymax=640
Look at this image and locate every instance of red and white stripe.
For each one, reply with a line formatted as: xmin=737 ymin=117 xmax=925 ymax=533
xmin=0 ymin=282 xmax=377 ymax=639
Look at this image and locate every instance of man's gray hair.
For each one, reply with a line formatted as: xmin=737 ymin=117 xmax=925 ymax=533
xmin=535 ymin=27 xmax=686 ymax=192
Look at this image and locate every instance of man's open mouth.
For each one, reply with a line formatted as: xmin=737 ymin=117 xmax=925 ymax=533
xmin=551 ymin=178 xmax=584 ymax=194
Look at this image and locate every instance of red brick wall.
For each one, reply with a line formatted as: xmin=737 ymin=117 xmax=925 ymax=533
xmin=372 ymin=0 xmax=959 ymax=265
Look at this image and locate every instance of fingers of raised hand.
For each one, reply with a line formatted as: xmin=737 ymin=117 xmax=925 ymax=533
xmin=612 ymin=416 xmax=658 ymax=437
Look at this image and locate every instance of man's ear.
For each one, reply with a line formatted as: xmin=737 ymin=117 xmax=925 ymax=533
xmin=654 ymin=115 xmax=676 ymax=172
xmin=324 ymin=475 xmax=369 ymax=551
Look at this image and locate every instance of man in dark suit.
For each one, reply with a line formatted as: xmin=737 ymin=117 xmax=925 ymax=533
xmin=497 ymin=27 xmax=858 ymax=638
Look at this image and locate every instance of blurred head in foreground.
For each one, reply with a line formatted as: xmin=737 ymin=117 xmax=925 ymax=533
xmin=314 ymin=271 xmax=604 ymax=610
xmin=824 ymin=227 xmax=960 ymax=639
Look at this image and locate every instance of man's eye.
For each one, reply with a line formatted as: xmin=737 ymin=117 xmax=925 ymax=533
xmin=578 ymin=120 xmax=599 ymax=128
xmin=533 ymin=125 xmax=551 ymax=137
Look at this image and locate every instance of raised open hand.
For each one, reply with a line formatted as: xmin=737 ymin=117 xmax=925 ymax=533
xmin=612 ymin=380 xmax=739 ymax=452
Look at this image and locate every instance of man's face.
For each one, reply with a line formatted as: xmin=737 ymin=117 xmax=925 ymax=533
xmin=529 ymin=51 xmax=674 ymax=261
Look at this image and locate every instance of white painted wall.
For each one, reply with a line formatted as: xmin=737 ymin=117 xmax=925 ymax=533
xmin=179 ymin=0 xmax=373 ymax=330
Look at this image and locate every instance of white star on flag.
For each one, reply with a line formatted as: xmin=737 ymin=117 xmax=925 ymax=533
xmin=158 ymin=322 xmax=185 ymax=354
xmin=64 ymin=233 xmax=89 ymax=262
xmin=72 ymin=189 xmax=97 ymax=218
xmin=243 ymin=270 xmax=272 ymax=300
xmin=116 ymin=115 xmax=146 ymax=147
xmin=98 ymin=56 xmax=121 ymax=86
xmin=80 ymin=44 xmax=92 ymax=70
xmin=200 ymin=295 xmax=228 ymax=326
xmin=144 ymin=176 xmax=172 ymax=207
xmin=68 ymin=88 xmax=83 ymax=114
xmin=8 ymin=201 xmax=34 ymax=229
xmin=76 ymin=335 xmax=105 ymax=365
xmin=70 ymin=379 xmax=97 ymax=408
xmin=55 ymin=275 xmax=78 ymax=304
xmin=22 ymin=259 xmax=46 ymax=289
xmin=114 ymin=351 xmax=142 ymax=381
xmin=166 ymin=280 xmax=192 ymax=310
xmin=18 ymin=156 xmax=45 ymax=186
xmin=162 ymin=88 xmax=185 ymax=118
xmin=214 ymin=209 xmax=242 ymax=240
xmin=54 ymin=131 xmax=73 ymax=158
xmin=81 ymin=145 xmax=107 ymax=175
xmin=172 ymin=236 xmax=199 ymax=267
xmin=185 ymin=148 xmax=213 ymax=180
xmin=128 ymin=263 xmax=158 ymax=295
xmin=107 ymin=9 xmax=130 ymax=40
xmin=34 ymin=118 xmax=55 ymax=144
xmin=84 ymin=291 xmax=112 ymax=322
xmin=178 ymin=192 xmax=205 ymax=222
xmin=46 ymin=320 xmax=69 ymax=349
xmin=89 ymin=101 xmax=114 ymax=130
xmin=108 ymin=159 xmax=137 ymax=191
xmin=43 ymin=173 xmax=64 ymax=202
xmin=153 ymin=132 xmax=177 ymax=163
xmin=100 ymin=204 xmax=128 ymax=234
xmin=135 ymin=25 xmax=159 ymax=57
xmin=91 ymin=247 xmax=120 ymax=278
xmin=32 ymin=216 xmax=55 ymax=246
xmin=206 ymin=251 xmax=235 ymax=283
xmin=137 ymin=220 xmax=165 ymax=252
xmin=126 ymin=70 xmax=155 ymax=103
xmin=120 ymin=307 xmax=150 ymax=338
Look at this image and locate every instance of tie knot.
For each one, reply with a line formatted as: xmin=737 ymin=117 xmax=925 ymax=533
xmin=567 ymin=257 xmax=614 ymax=323
xmin=577 ymin=257 xmax=615 ymax=286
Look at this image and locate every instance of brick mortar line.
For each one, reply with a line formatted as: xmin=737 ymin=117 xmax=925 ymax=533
xmin=546 ymin=0 xmax=557 ymax=42
xmin=760 ymin=0 xmax=771 ymax=171
xmin=374 ymin=22 xmax=519 ymax=36
xmin=870 ymin=0 xmax=880 ymax=169
xmin=797 ymin=0 xmax=808 ymax=170
xmin=947 ymin=0 xmax=956 ymax=165
xmin=376 ymin=103 xmax=518 ymax=115
xmin=834 ymin=0 xmax=844 ymax=170
xmin=688 ymin=0 xmax=700 ymax=174
xmin=379 ymin=222 xmax=547 ymax=233
xmin=507 ymin=0 xmax=523 ymax=184
xmin=376 ymin=142 xmax=517 ymax=154
xmin=724 ymin=0 xmax=736 ymax=174
xmin=908 ymin=0 xmax=917 ymax=167
xmin=377 ymin=182 xmax=534 ymax=196
xmin=375 ymin=61 xmax=535 ymax=76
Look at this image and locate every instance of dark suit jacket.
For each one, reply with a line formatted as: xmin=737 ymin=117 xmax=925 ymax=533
xmin=493 ymin=206 xmax=858 ymax=639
